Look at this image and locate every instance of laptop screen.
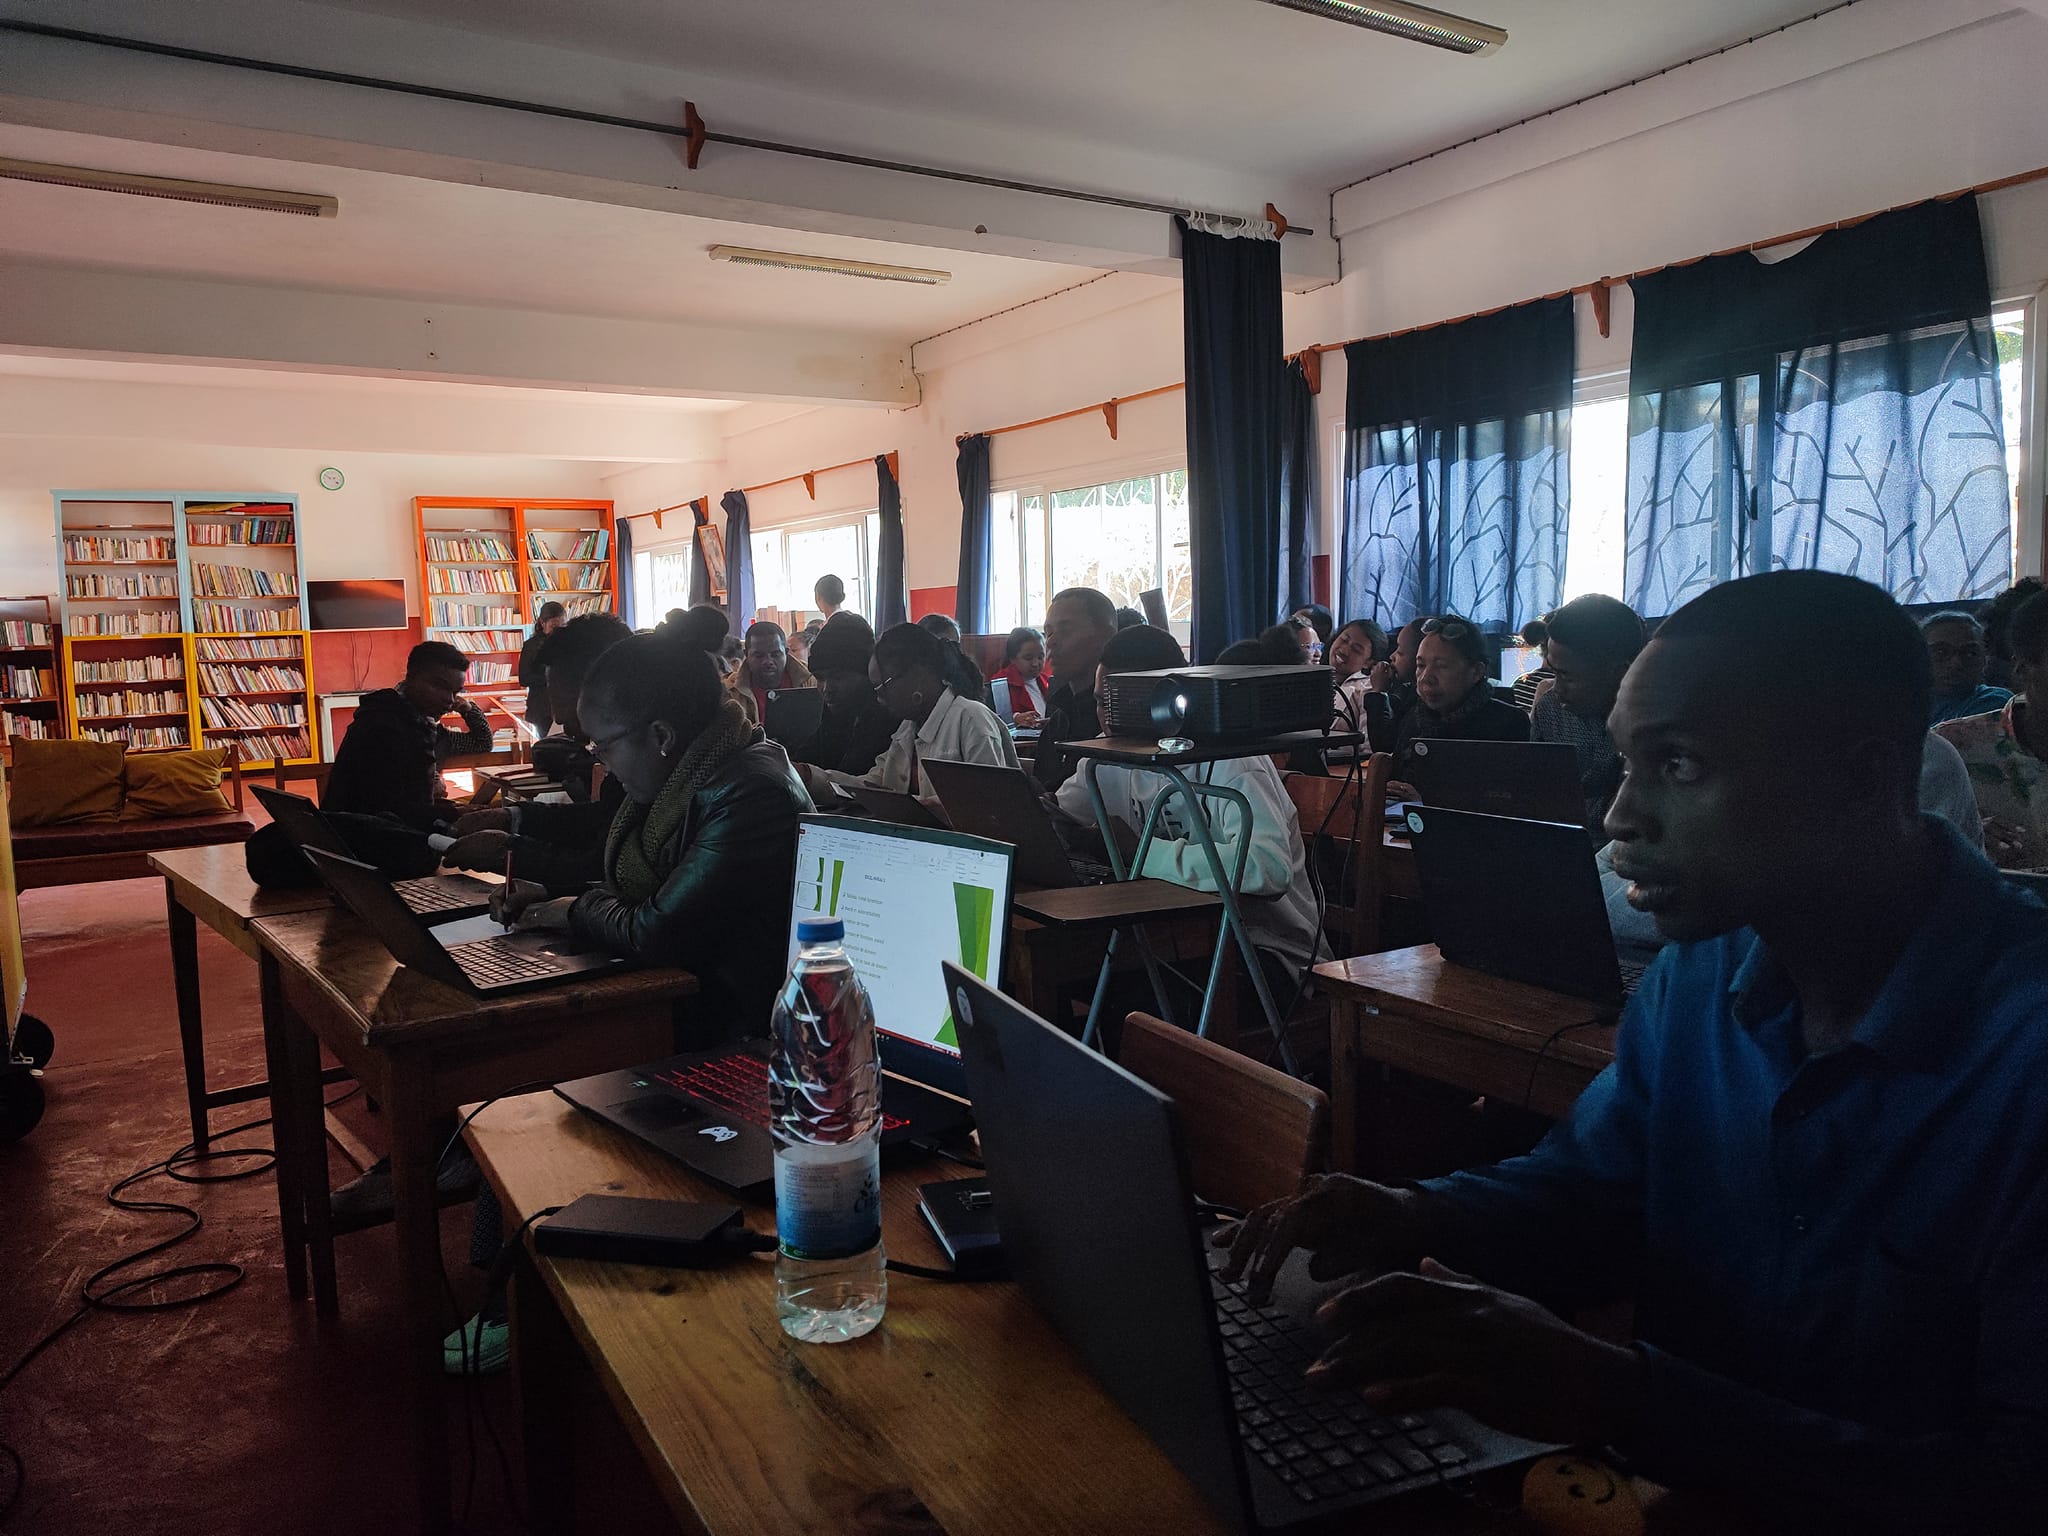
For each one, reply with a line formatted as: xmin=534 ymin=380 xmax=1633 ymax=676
xmin=787 ymin=815 xmax=1015 ymax=1097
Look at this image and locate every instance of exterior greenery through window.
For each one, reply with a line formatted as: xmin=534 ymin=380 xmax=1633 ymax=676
xmin=988 ymin=469 xmax=1191 ymax=635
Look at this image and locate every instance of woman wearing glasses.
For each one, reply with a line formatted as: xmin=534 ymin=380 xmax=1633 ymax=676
xmin=1391 ymin=614 xmax=1529 ymax=788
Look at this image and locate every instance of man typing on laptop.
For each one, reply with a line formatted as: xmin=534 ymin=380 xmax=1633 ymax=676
xmin=1223 ymin=572 xmax=2048 ymax=1533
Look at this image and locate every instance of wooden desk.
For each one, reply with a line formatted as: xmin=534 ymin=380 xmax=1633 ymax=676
xmin=250 ymin=907 xmax=697 ymax=1535
xmin=1318 ymin=945 xmax=1615 ymax=1175
xmin=1006 ymin=884 xmax=1225 ymax=1041
xmin=149 ymin=844 xmax=333 ymax=1149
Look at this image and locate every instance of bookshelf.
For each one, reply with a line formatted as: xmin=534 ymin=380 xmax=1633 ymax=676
xmin=414 ymin=497 xmax=615 ymax=750
xmin=0 ymin=595 xmax=64 ymax=753
xmin=180 ymin=498 xmax=315 ymax=768
xmin=57 ymin=496 xmax=189 ymax=752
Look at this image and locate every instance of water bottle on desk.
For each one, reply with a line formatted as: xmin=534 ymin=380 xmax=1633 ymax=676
xmin=770 ymin=917 xmax=887 ymax=1342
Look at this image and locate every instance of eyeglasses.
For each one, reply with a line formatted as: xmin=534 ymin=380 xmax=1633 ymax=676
xmin=1420 ymin=617 xmax=1475 ymax=641
xmin=1927 ymin=641 xmax=1987 ymax=661
xmin=872 ymin=669 xmax=908 ymax=698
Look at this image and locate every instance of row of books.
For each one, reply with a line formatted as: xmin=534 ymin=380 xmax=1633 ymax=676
xmin=3 ymin=713 xmax=55 ymax=742
xmin=0 ymin=620 xmax=53 ymax=647
xmin=198 ymin=663 xmax=306 ymax=695
xmin=531 ymin=564 xmax=610 ymax=592
xmin=77 ymin=656 xmax=183 ymax=683
xmin=1 ymin=666 xmax=54 ymax=698
xmin=69 ymin=611 xmax=179 ymax=636
xmin=431 ymin=601 xmax=520 ymax=627
xmin=212 ymin=727 xmax=311 ymax=763
xmin=558 ymin=594 xmax=611 ymax=618
xmin=439 ymin=629 xmax=525 ymax=655
xmin=76 ymin=689 xmax=186 ymax=719
xmin=428 ymin=567 xmax=518 ymax=595
xmin=185 ymin=502 xmax=291 ymax=516
xmin=186 ymin=518 xmax=293 ymax=546
xmin=527 ymin=528 xmax=609 ymax=560
xmin=81 ymin=724 xmax=189 ymax=750
xmin=468 ymin=661 xmax=514 ymax=684
xmin=64 ymin=534 xmax=177 ymax=562
xmin=191 ymin=563 xmax=300 ymax=599
xmin=193 ymin=602 xmax=300 ymax=632
xmin=195 ymin=636 xmax=302 ymax=662
xmin=425 ymin=534 xmax=516 ymax=563
xmin=200 ymin=696 xmax=306 ymax=730
xmin=68 ymin=573 xmax=179 ymax=599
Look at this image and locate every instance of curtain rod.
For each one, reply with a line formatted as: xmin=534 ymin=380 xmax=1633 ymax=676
xmin=642 ymin=453 xmax=893 ymax=525
xmin=958 ymin=382 xmax=1185 ymax=445
xmin=1309 ymin=162 xmax=2048 ymax=353
xmin=0 ymin=20 xmax=1308 ymax=236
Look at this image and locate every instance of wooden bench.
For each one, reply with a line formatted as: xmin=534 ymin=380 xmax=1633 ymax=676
xmin=11 ymin=758 xmax=256 ymax=889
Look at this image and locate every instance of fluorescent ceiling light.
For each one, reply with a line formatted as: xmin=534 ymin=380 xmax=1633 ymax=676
xmin=0 ymin=157 xmax=338 ymax=216
xmin=1255 ymin=0 xmax=1506 ymax=55
xmin=708 ymin=245 xmax=951 ymax=285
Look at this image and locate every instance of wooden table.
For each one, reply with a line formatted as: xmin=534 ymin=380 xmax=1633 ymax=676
xmin=1318 ymin=945 xmax=1616 ymax=1175
xmin=250 ymin=906 xmax=698 ymax=1535
xmin=1006 ymin=880 xmax=1223 ymax=1037
xmin=150 ymin=844 xmax=334 ymax=1149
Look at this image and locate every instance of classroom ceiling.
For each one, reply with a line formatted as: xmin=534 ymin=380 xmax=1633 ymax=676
xmin=314 ymin=0 xmax=1842 ymax=185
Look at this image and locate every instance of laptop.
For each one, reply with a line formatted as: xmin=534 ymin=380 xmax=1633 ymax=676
xmin=989 ymin=677 xmax=1042 ymax=742
xmin=763 ymin=687 xmax=824 ymax=752
xmin=301 ymin=846 xmax=629 ymax=994
xmin=829 ymin=782 xmax=946 ymax=829
xmin=944 ymin=965 xmax=1549 ymax=1531
xmin=1404 ymin=804 xmax=1643 ymax=1010
xmin=251 ymin=784 xmax=501 ymax=919
xmin=919 ymin=758 xmax=1113 ymax=889
xmin=554 ymin=815 xmax=1018 ymax=1195
xmin=1408 ymin=739 xmax=1585 ymax=826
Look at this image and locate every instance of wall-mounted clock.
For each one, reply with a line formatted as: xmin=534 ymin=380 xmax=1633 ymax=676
xmin=318 ymin=467 xmax=345 ymax=491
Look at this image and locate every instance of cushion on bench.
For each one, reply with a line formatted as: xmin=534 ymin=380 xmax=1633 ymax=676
xmin=10 ymin=811 xmax=255 ymax=859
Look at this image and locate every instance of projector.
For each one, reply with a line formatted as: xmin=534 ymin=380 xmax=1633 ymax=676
xmin=1101 ymin=665 xmax=1334 ymax=742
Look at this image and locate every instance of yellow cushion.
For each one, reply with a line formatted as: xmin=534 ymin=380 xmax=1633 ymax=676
xmin=8 ymin=738 xmax=126 ymax=826
xmin=120 ymin=748 xmax=233 ymax=820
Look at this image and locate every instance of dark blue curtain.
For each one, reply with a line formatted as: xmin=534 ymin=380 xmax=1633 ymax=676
xmin=1626 ymin=196 xmax=2008 ymax=616
xmin=721 ymin=489 xmax=753 ymax=630
xmin=954 ymin=434 xmax=994 ymax=633
xmin=617 ymin=515 xmax=636 ymax=625
xmin=1181 ymin=217 xmax=1284 ymax=663
xmin=1277 ymin=356 xmax=1318 ymax=618
xmin=875 ymin=455 xmax=908 ymax=629
xmin=686 ymin=499 xmax=713 ymax=609
xmin=1339 ymin=296 xmax=1573 ymax=635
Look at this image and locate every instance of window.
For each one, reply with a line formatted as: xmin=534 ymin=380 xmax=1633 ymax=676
xmin=750 ymin=511 xmax=880 ymax=620
xmin=630 ymin=541 xmax=698 ymax=625
xmin=988 ymin=469 xmax=1190 ymax=635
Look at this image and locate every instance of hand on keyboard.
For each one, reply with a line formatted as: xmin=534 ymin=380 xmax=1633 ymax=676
xmin=1215 ymin=1173 xmax=1427 ymax=1306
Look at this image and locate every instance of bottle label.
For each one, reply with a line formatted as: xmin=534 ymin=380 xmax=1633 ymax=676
xmin=774 ymin=1139 xmax=882 ymax=1261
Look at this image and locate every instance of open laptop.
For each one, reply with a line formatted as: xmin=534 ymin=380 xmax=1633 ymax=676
xmin=944 ymin=965 xmax=1548 ymax=1531
xmin=822 ymin=780 xmax=946 ymax=829
xmin=763 ymin=687 xmax=824 ymax=752
xmin=1404 ymin=804 xmax=1643 ymax=1011
xmin=920 ymin=758 xmax=1113 ymax=889
xmin=989 ymin=678 xmax=1042 ymax=743
xmin=251 ymin=784 xmax=501 ymax=918
xmin=554 ymin=816 xmax=1017 ymax=1195
xmin=301 ymin=846 xmax=629 ymax=994
xmin=1408 ymin=739 xmax=1585 ymax=827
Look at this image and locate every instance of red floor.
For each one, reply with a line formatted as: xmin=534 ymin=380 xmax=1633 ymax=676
xmin=0 ymin=875 xmax=522 ymax=1535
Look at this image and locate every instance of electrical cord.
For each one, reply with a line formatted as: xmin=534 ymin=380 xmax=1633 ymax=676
xmin=1522 ymin=1020 xmax=1599 ymax=1111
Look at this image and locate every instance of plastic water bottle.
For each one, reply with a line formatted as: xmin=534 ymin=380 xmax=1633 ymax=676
xmin=769 ymin=917 xmax=887 ymax=1342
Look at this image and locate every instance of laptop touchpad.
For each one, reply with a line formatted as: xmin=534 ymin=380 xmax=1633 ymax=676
xmin=615 ymin=1096 xmax=705 ymax=1130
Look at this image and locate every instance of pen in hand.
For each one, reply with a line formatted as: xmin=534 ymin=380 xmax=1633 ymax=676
xmin=502 ymin=846 xmax=515 ymax=931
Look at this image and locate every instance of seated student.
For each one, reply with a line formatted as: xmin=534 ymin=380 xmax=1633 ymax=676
xmin=494 ymin=631 xmax=810 ymax=1041
xmin=798 ymin=622 xmax=1014 ymax=803
xmin=1391 ymin=613 xmax=1529 ymax=785
xmin=323 ymin=640 xmax=493 ymax=831
xmin=795 ymin=613 xmax=895 ymax=779
xmin=1529 ymin=593 xmax=1647 ymax=834
xmin=1225 ymin=627 xmax=1314 ymax=667
xmin=1509 ymin=616 xmax=1554 ymax=713
xmin=1292 ymin=602 xmax=1335 ymax=656
xmin=443 ymin=613 xmax=633 ymax=887
xmin=996 ymin=625 xmax=1050 ymax=724
xmin=1938 ymin=586 xmax=2048 ymax=868
xmin=1056 ymin=625 xmax=1327 ymax=995
xmin=1923 ymin=610 xmax=2012 ymax=726
xmin=1353 ymin=616 xmax=1424 ymax=719
xmin=1977 ymin=576 xmax=2041 ymax=690
xmin=1114 ymin=604 xmax=1148 ymax=630
xmin=732 ymin=619 xmax=815 ymax=725
xmin=1224 ymin=570 xmax=2048 ymax=1534
xmin=1034 ymin=587 xmax=1119 ymax=791
xmin=1327 ymin=618 xmax=1388 ymax=684
xmin=787 ymin=619 xmax=822 ymax=669
xmin=1328 ymin=618 xmax=1395 ymax=754
xmin=1261 ymin=620 xmax=1318 ymax=665
xmin=918 ymin=611 xmax=991 ymax=705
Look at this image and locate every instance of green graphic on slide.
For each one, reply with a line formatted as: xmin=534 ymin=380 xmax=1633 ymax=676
xmin=796 ymin=856 xmax=845 ymax=917
xmin=935 ymin=882 xmax=995 ymax=1048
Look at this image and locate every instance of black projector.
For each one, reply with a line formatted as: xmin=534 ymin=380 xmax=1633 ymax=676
xmin=1101 ymin=665 xmax=1333 ymax=742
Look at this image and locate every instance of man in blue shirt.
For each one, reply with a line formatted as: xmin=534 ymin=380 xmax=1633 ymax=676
xmin=1924 ymin=609 xmax=2013 ymax=725
xmin=1225 ymin=571 xmax=2048 ymax=1531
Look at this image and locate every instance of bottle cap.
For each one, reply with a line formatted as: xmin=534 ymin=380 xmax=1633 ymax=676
xmin=796 ymin=917 xmax=844 ymax=944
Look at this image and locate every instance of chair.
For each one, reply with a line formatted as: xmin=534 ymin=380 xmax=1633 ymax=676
xmin=1283 ymin=751 xmax=1394 ymax=955
xmin=1119 ymin=1011 xmax=1328 ymax=1213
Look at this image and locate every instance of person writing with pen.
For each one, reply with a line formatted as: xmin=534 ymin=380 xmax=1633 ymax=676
xmin=1221 ymin=571 xmax=2048 ymax=1533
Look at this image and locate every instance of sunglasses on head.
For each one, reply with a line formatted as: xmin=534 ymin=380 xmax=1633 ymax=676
xmin=1420 ymin=617 xmax=1475 ymax=641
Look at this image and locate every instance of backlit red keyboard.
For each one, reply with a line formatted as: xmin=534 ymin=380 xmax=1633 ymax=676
xmin=656 ymin=1052 xmax=908 ymax=1132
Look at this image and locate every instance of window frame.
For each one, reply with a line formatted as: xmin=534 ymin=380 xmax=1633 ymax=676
xmin=989 ymin=453 xmax=1191 ymax=638
xmin=748 ymin=504 xmax=880 ymax=622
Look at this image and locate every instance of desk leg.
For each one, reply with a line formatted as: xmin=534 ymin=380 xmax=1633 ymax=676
xmin=513 ymin=1267 xmax=576 ymax=1533
xmin=165 ymin=886 xmax=208 ymax=1150
xmin=1329 ymin=999 xmax=1361 ymax=1175
xmin=282 ymin=995 xmax=339 ymax=1318
xmin=388 ymin=1064 xmax=455 ymax=1536
xmin=258 ymin=951 xmax=307 ymax=1301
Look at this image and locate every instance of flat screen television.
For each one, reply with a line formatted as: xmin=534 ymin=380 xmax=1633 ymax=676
xmin=307 ymin=579 xmax=409 ymax=632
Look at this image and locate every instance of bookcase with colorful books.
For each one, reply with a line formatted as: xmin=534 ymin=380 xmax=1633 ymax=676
xmin=0 ymin=595 xmax=65 ymax=753
xmin=180 ymin=498 xmax=315 ymax=768
xmin=56 ymin=496 xmax=191 ymax=753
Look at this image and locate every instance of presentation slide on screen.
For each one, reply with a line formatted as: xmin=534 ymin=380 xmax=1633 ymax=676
xmin=788 ymin=822 xmax=1008 ymax=1053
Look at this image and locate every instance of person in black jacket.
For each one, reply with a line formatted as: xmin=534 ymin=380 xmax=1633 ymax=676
xmin=1391 ymin=613 xmax=1530 ymax=788
xmin=493 ymin=631 xmax=812 ymax=1045
xmin=322 ymin=640 xmax=493 ymax=831
xmin=1033 ymin=586 xmax=1117 ymax=791
xmin=516 ymin=600 xmax=567 ymax=737
xmin=795 ymin=612 xmax=894 ymax=778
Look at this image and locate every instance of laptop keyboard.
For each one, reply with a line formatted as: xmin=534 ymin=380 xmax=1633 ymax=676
xmin=1210 ymin=1271 xmax=1473 ymax=1505
xmin=654 ymin=1052 xmax=909 ymax=1134
xmin=1617 ymin=956 xmax=1649 ymax=995
xmin=454 ymin=936 xmax=568 ymax=986
xmin=396 ymin=876 xmax=492 ymax=914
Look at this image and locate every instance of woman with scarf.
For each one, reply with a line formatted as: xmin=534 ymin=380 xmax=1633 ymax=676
xmin=493 ymin=629 xmax=811 ymax=1046
xmin=1390 ymin=613 xmax=1528 ymax=793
